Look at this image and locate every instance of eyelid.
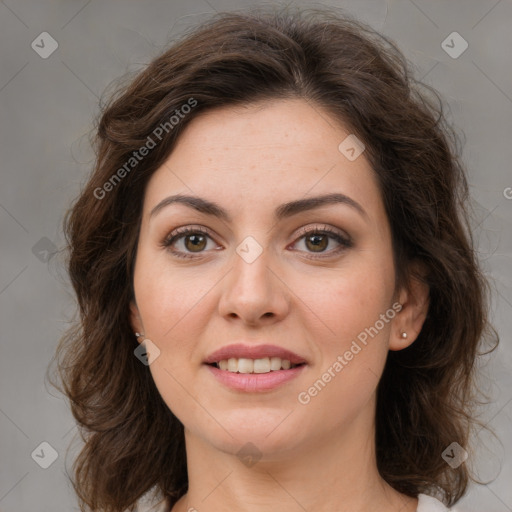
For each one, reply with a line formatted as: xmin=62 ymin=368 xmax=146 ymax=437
xmin=293 ymin=224 xmax=351 ymax=243
xmin=162 ymin=224 xmax=211 ymax=242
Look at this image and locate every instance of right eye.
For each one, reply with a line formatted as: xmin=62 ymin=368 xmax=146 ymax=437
xmin=161 ymin=226 xmax=220 ymax=259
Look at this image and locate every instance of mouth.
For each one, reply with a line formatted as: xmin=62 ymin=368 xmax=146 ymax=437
xmin=203 ymin=344 xmax=308 ymax=392
xmin=207 ymin=357 xmax=306 ymax=374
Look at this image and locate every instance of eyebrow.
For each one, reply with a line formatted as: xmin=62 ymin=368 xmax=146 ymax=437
xmin=149 ymin=192 xmax=369 ymax=222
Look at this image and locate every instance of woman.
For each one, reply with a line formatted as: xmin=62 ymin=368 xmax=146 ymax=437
xmin=51 ymin=7 xmax=498 ymax=512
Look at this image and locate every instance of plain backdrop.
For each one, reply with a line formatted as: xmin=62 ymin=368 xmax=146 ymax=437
xmin=0 ymin=1 xmax=511 ymax=511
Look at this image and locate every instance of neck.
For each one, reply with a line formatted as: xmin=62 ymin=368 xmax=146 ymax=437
xmin=171 ymin=404 xmax=418 ymax=512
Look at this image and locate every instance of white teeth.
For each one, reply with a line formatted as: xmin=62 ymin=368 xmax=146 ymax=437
xmin=214 ymin=357 xmax=299 ymax=373
xmin=270 ymin=357 xmax=282 ymax=371
xmin=253 ymin=358 xmax=270 ymax=373
xmin=238 ymin=358 xmax=254 ymax=374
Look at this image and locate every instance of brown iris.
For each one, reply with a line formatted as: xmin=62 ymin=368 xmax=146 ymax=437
xmin=305 ymin=233 xmax=328 ymax=252
xmin=184 ymin=234 xmax=207 ymax=252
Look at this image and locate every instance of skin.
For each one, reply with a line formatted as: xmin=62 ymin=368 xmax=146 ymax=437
xmin=130 ymin=98 xmax=429 ymax=512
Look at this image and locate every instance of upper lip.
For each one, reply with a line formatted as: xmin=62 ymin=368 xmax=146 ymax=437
xmin=204 ymin=344 xmax=308 ymax=365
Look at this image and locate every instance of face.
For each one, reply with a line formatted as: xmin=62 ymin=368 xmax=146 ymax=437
xmin=130 ymin=98 xmax=413 ymax=459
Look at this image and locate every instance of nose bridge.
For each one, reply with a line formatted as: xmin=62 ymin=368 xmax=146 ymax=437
xmin=235 ymin=235 xmax=272 ymax=288
xmin=218 ymin=233 xmax=288 ymax=322
xmin=232 ymin=234 xmax=275 ymax=300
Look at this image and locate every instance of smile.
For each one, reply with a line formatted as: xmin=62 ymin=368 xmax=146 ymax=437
xmin=205 ymin=361 xmax=307 ymax=392
xmin=209 ymin=357 xmax=304 ymax=374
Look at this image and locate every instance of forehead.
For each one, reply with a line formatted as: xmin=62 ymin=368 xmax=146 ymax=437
xmin=143 ymin=99 xmax=384 ymax=225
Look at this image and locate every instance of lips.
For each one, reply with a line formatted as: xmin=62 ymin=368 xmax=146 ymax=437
xmin=204 ymin=344 xmax=308 ymax=366
xmin=203 ymin=344 xmax=308 ymax=391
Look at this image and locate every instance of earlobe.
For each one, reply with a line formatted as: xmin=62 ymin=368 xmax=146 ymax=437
xmin=389 ymin=262 xmax=430 ymax=351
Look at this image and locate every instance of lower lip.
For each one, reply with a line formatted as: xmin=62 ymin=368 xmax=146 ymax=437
xmin=205 ymin=364 xmax=306 ymax=392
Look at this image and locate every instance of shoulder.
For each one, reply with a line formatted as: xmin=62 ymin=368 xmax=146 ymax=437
xmin=417 ymin=493 xmax=465 ymax=512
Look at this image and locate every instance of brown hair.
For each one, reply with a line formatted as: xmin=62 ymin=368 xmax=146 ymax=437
xmin=48 ymin=6 xmax=498 ymax=511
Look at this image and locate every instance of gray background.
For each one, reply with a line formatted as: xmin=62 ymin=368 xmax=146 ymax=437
xmin=0 ymin=0 xmax=511 ymax=511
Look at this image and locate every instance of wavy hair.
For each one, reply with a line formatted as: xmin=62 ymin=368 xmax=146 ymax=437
xmin=49 ymin=6 xmax=498 ymax=511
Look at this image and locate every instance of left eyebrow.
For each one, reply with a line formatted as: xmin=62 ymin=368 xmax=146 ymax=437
xmin=149 ymin=192 xmax=369 ymax=223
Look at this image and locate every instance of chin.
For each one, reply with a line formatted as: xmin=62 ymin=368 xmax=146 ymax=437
xmin=196 ymin=407 xmax=309 ymax=459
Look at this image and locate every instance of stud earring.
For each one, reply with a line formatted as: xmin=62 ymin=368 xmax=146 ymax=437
xmin=135 ymin=332 xmax=145 ymax=340
xmin=401 ymin=332 xmax=408 ymax=339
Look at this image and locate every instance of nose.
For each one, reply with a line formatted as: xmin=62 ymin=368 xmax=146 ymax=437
xmin=217 ymin=242 xmax=290 ymax=326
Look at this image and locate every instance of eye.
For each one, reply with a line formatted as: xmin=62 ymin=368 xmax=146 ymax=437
xmin=291 ymin=225 xmax=352 ymax=258
xmin=161 ymin=226 xmax=219 ymax=259
xmin=161 ymin=224 xmax=352 ymax=260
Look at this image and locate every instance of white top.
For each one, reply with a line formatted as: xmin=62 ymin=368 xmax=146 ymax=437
xmin=135 ymin=492 xmax=462 ymax=511
xmin=417 ymin=493 xmax=463 ymax=511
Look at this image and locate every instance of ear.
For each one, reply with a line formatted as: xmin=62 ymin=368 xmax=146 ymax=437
xmin=129 ymin=300 xmax=144 ymax=343
xmin=389 ymin=261 xmax=430 ymax=351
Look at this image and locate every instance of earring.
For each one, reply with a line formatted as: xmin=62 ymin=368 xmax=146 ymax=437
xmin=401 ymin=332 xmax=408 ymax=339
xmin=135 ymin=332 xmax=145 ymax=340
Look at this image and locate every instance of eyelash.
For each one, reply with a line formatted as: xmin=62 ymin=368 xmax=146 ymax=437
xmin=160 ymin=225 xmax=353 ymax=260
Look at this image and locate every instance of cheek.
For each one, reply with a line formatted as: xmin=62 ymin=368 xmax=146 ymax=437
xmin=134 ymin=263 xmax=204 ymax=424
xmin=296 ymin=269 xmax=393 ymax=428
xmin=133 ymin=250 xmax=211 ymax=342
xmin=307 ymin=254 xmax=394 ymax=347
xmin=296 ymin=254 xmax=394 ymax=420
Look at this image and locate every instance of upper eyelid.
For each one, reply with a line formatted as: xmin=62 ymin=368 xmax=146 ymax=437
xmin=294 ymin=224 xmax=350 ymax=240
xmin=161 ymin=225 xmax=216 ymax=248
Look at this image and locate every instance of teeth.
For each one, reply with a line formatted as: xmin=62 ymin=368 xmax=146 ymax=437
xmin=253 ymin=358 xmax=269 ymax=373
xmin=238 ymin=358 xmax=253 ymax=374
xmin=270 ymin=357 xmax=282 ymax=371
xmin=214 ymin=357 xmax=299 ymax=373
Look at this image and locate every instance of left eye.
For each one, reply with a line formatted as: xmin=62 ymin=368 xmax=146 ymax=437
xmin=292 ymin=229 xmax=351 ymax=255
xmin=290 ymin=225 xmax=352 ymax=258
xmin=162 ymin=225 xmax=352 ymax=259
